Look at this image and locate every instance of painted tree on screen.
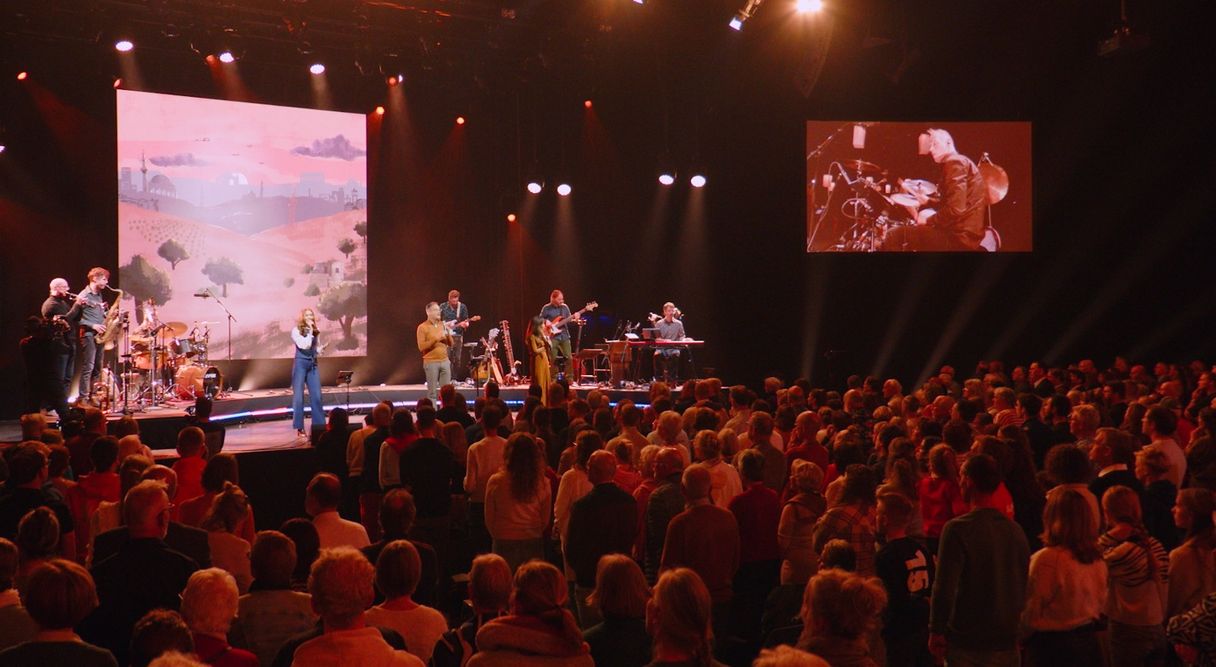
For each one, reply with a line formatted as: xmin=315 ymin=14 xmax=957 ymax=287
xmin=318 ymin=281 xmax=366 ymax=350
xmin=157 ymin=239 xmax=190 ymax=270
xmin=202 ymin=257 xmax=244 ymax=297
xmin=120 ymin=255 xmax=172 ymax=305
xmin=337 ymin=237 xmax=357 ymax=260
xmin=354 ymin=221 xmax=367 ymax=246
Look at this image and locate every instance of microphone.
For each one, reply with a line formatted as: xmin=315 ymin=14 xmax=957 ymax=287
xmin=194 ymin=289 xmax=212 ymax=298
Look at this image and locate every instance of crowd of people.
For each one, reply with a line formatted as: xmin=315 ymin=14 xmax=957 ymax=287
xmin=1 ymin=356 xmax=1216 ymax=667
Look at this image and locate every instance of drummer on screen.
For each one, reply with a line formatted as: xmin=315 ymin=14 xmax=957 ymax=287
xmin=881 ymin=128 xmax=987 ymax=252
xmin=291 ymin=308 xmax=326 ymax=439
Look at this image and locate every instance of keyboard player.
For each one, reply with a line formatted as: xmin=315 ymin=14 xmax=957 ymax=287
xmin=653 ymin=302 xmax=686 ymax=383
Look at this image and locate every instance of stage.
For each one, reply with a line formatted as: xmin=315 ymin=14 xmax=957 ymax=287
xmin=0 ymin=382 xmax=655 ymax=453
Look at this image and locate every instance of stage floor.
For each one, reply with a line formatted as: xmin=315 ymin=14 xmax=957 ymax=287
xmin=0 ymin=382 xmax=655 ymax=452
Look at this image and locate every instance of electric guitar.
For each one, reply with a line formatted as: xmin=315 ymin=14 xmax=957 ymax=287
xmin=443 ymin=315 xmax=481 ymax=335
xmin=544 ymin=301 xmax=598 ymax=338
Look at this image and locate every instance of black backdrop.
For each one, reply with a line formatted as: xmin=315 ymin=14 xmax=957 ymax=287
xmin=1 ymin=0 xmax=1213 ymax=418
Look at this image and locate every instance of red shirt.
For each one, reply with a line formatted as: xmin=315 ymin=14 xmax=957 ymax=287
xmin=728 ymin=482 xmax=782 ymax=563
xmin=918 ymin=476 xmax=967 ymax=538
xmin=172 ymin=456 xmax=207 ymax=505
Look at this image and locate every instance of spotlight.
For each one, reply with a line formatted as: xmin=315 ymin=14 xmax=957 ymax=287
xmin=657 ymin=153 xmax=677 ymax=186
xmin=217 ymin=50 xmax=235 ymax=64
xmin=729 ymin=13 xmax=746 ymax=30
xmin=556 ymin=183 xmax=572 ymax=197
xmin=113 ymin=78 xmax=123 ymax=89
xmin=456 ymin=116 xmax=466 ymax=125
xmin=387 ymin=75 xmax=399 ymax=85
xmin=309 ymin=63 xmax=326 ymax=75
xmin=583 ymin=99 xmax=593 ymax=109
xmin=795 ymin=0 xmax=823 ymax=12
xmin=658 ymin=173 xmax=675 ymax=186
xmin=114 ymin=39 xmax=134 ymax=53
xmin=506 ymin=213 xmax=517 ymax=223
xmin=526 ymin=181 xmax=544 ymax=195
xmin=729 ymin=0 xmax=763 ymax=30
xmin=633 ymin=0 xmax=645 ymax=4
xmin=690 ymin=174 xmax=707 ymax=188
xmin=0 ymin=145 xmax=6 ymax=154
xmin=16 ymin=71 xmax=28 ymax=81
xmin=374 ymin=105 xmax=385 ymax=116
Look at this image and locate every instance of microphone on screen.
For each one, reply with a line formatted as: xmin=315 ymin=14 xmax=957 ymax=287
xmin=194 ymin=289 xmax=212 ymax=298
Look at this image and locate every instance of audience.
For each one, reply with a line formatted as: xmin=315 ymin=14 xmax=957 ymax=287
xmin=431 ymin=554 xmax=512 ymax=667
xmin=469 ymin=560 xmax=592 ymax=666
xmin=91 ymin=464 xmax=212 ymax=569
xmin=778 ymin=460 xmax=825 ymax=587
xmin=398 ymin=407 xmax=458 ymax=560
xmin=362 ymin=488 xmax=440 ymax=607
xmin=128 ymin=609 xmax=194 ymax=667
xmin=177 ymin=453 xmax=255 ymax=543
xmin=200 ymin=482 xmax=253 ymax=593
xmin=1098 ymin=485 xmax=1169 ymax=667
xmin=729 ymin=449 xmax=783 ymax=644
xmin=233 ymin=530 xmax=316 ymax=667
xmin=366 ymin=540 xmax=448 ymax=663
xmin=874 ymin=492 xmax=934 ymax=667
xmin=564 ymin=449 xmax=638 ymax=628
xmin=1167 ymin=487 xmax=1216 ymax=618
xmin=582 ymin=554 xmax=652 ymax=667
xmin=307 ymin=472 xmax=370 ymax=549
xmin=796 ymin=568 xmax=887 ymax=667
xmin=0 ymin=558 xmax=118 ymax=666
xmin=0 ymin=537 xmax=37 ymax=651
xmin=179 ymin=568 xmax=257 ymax=666
xmin=171 ymin=427 xmax=208 ymax=504
xmin=646 ymin=567 xmax=723 ymax=667
xmin=485 ymin=433 xmax=551 ymax=572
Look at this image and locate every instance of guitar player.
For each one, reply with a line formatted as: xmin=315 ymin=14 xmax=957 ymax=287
xmin=539 ymin=290 xmax=573 ymax=377
xmin=440 ymin=289 xmax=471 ymax=380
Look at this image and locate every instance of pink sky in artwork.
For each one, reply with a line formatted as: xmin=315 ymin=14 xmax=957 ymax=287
xmin=117 ymin=90 xmax=366 ymax=187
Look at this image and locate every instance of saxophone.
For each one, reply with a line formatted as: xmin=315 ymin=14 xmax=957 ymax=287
xmin=97 ymin=288 xmax=126 ymax=351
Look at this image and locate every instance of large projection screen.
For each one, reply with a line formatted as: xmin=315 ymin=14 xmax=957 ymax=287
xmin=117 ymin=90 xmax=368 ymax=359
xmin=806 ymin=121 xmax=1031 ymax=253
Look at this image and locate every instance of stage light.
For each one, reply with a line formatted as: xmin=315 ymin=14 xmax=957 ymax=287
xmin=633 ymin=0 xmax=645 ymax=4
xmin=115 ymin=39 xmax=134 ymax=52
xmin=0 ymin=145 xmax=6 ymax=155
xmin=217 ymin=50 xmax=236 ymax=64
xmin=795 ymin=0 xmax=823 ymax=12
xmin=506 ymin=213 xmax=517 ymax=223
xmin=730 ymin=0 xmax=763 ymax=30
xmin=526 ymin=180 xmax=544 ymax=194
xmin=583 ymin=99 xmax=593 ymax=109
xmin=556 ymin=183 xmax=572 ymax=197
xmin=16 ymin=71 xmax=28 ymax=81
xmin=309 ymin=63 xmax=326 ymax=75
xmin=729 ymin=13 xmax=746 ymax=30
xmin=690 ymin=174 xmax=707 ymax=188
xmin=374 ymin=105 xmax=385 ymax=116
xmin=659 ymin=173 xmax=676 ymax=186
xmin=113 ymin=78 xmax=123 ymax=89
xmin=456 ymin=116 xmax=466 ymax=125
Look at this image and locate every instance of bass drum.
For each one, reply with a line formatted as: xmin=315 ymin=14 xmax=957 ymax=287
xmin=174 ymin=365 xmax=223 ymax=400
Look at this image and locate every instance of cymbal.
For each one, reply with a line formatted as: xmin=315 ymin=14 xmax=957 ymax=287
xmin=194 ymin=320 xmax=219 ymax=325
xmin=839 ymin=159 xmax=885 ymax=177
xmin=900 ymin=178 xmax=937 ymax=198
xmin=979 ymin=160 xmax=1009 ymax=204
xmin=164 ymin=321 xmax=188 ymax=336
xmin=888 ymin=193 xmax=921 ymax=208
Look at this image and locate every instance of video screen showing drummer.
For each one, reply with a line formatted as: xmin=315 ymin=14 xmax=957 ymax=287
xmin=804 ymin=121 xmax=1032 ymax=253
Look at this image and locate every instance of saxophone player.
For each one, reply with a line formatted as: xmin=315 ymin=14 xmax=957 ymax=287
xmin=75 ymin=267 xmax=111 ymax=405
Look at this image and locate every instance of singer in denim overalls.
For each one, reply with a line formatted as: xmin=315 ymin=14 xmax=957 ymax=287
xmin=291 ymin=308 xmax=325 ymax=437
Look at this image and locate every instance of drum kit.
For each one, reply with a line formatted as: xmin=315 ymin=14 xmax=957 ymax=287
xmin=122 ymin=319 xmax=223 ymax=407
xmin=817 ymin=154 xmax=1009 ymax=252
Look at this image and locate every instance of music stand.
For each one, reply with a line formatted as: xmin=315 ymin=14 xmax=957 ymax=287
xmin=337 ymin=370 xmax=354 ymax=412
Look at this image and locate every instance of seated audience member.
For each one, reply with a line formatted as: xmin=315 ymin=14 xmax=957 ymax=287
xmin=752 ymin=645 xmax=829 ymax=667
xmin=171 ymin=427 xmax=208 ymax=504
xmin=646 ymin=568 xmax=725 ymax=667
xmin=362 ymin=488 xmax=439 ymax=607
xmin=795 ymin=568 xmax=887 ymax=667
xmin=290 ymin=547 xmax=422 ymax=667
xmin=812 ymin=464 xmax=877 ymax=576
xmin=432 ymin=554 xmax=513 ymax=667
xmin=1136 ymin=448 xmax=1180 ymax=551
xmin=307 ymin=472 xmax=370 ymax=549
xmin=779 ymin=460 xmax=826 ymax=586
xmin=233 ymin=531 xmax=316 ymax=667
xmin=179 ymin=568 xmax=257 ymax=666
xmin=15 ymin=507 xmax=60 ymax=592
xmin=694 ymin=429 xmax=742 ymax=508
xmin=0 ymin=537 xmax=37 ymax=651
xmin=1167 ymin=488 xmax=1216 ymax=618
xmin=68 ymin=436 xmax=121 ymax=560
xmin=128 ymin=609 xmax=195 ymax=667
xmin=583 ymin=554 xmax=652 ymax=667
xmin=178 ymin=454 xmax=255 ymax=542
xmin=280 ymin=518 xmax=321 ymax=591
xmin=366 ymin=540 xmax=448 ymax=663
xmin=565 ymin=450 xmax=639 ymax=628
xmin=1021 ymin=487 xmax=1108 ymax=667
xmin=200 ymin=482 xmax=253 ymax=593
xmin=874 ymin=492 xmax=935 ymax=667
xmin=81 ymin=480 xmax=199 ymax=664
xmin=91 ymin=464 xmax=212 ymax=569
xmin=0 ymin=558 xmax=118 ymax=666
xmin=1097 ymin=486 xmax=1169 ymax=667
xmin=0 ymin=443 xmax=75 ymax=558
xmin=89 ymin=454 xmax=153 ymax=558
xmin=470 ymin=560 xmax=592 ymax=667
xmin=485 ymin=433 xmax=552 ymax=572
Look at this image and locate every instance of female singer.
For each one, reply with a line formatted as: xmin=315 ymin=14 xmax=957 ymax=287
xmin=291 ymin=308 xmax=325 ymax=438
xmin=527 ymin=316 xmax=552 ymax=406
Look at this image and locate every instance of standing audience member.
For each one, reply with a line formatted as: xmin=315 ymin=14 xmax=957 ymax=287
xmin=465 ymin=406 xmax=508 ymax=555
xmin=380 ymin=409 xmax=417 ymax=493
xmin=15 ymin=507 xmax=60 ymax=592
xmin=611 ymin=440 xmax=644 ymax=494
xmin=1136 ymin=448 xmax=1180 ymax=550
xmin=359 ymin=403 xmax=393 ymax=541
xmin=67 ymin=436 xmax=120 ymax=561
xmin=233 ymin=531 xmax=316 ymax=667
xmin=695 ymin=430 xmax=742 ymax=508
xmin=874 ymin=492 xmax=934 ymax=667
xmin=929 ymin=454 xmax=1030 ymax=667
xmin=0 ymin=443 xmax=75 ymax=558
xmin=177 ymin=453 xmax=254 ymax=542
xmin=179 ymin=568 xmax=257 ymax=667
xmin=470 ymin=560 xmax=592 ymax=667
xmin=313 ymin=406 xmax=351 ymax=482
xmin=1098 ymin=485 xmax=1169 ymax=667
xmin=645 ymin=448 xmax=687 ymax=583
xmin=1088 ymin=428 xmax=1144 ymax=506
xmin=1143 ymin=405 xmax=1187 ymax=488
xmin=1166 ymin=590 xmax=1216 ymax=667
xmin=128 ymin=609 xmax=195 ymax=667
xmin=0 ymin=559 xmax=118 ymax=666
xmin=398 ymin=407 xmax=457 ymax=561
xmin=290 ymin=547 xmax=423 ymax=666
xmin=737 ymin=413 xmax=786 ymax=493
xmin=555 ymin=431 xmax=603 ymax=564
xmin=811 ymin=465 xmax=877 ymax=576
xmin=1020 ymin=487 xmax=1108 ymax=667
xmin=279 ymin=518 xmax=320 ymax=591
xmin=565 ymin=450 xmax=638 ymax=628
xmin=646 ymin=568 xmax=725 ymax=667
xmin=171 ymin=427 xmax=208 ymax=504
xmin=1167 ymin=488 xmax=1216 ymax=618
xmin=796 ymin=568 xmax=887 ymax=667
xmin=729 ymin=450 xmax=784 ymax=645
xmin=918 ymin=443 xmax=968 ymax=557
xmin=362 ymin=488 xmax=439 ymax=608
xmin=90 ymin=465 xmax=212 ymax=570
xmin=366 ymin=540 xmax=448 ymax=663
xmin=778 ymin=460 xmax=826 ymax=587
xmin=0 ymin=537 xmax=37 ymax=651
xmin=306 ymin=472 xmax=370 ymax=550
xmin=484 ymin=434 xmax=552 ymax=572
xmin=583 ymin=554 xmax=652 ymax=667
xmin=431 ymin=554 xmax=513 ymax=667
xmin=200 ymin=482 xmax=253 ymax=593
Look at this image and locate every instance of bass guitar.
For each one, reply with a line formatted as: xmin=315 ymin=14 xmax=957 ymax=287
xmin=544 ymin=301 xmax=598 ymax=339
xmin=444 ymin=315 xmax=481 ymax=335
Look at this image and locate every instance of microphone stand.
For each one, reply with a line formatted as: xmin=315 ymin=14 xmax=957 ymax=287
xmin=199 ymin=289 xmax=238 ymax=361
xmin=806 ymin=123 xmax=852 ymax=251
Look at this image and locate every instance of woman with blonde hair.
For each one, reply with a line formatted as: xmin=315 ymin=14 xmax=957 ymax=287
xmin=647 ymin=568 xmax=723 ymax=667
xmin=291 ymin=307 xmax=325 ymax=438
xmin=583 ymin=554 xmax=651 ymax=666
xmin=470 ymin=560 xmax=591 ymax=667
xmin=1167 ymin=487 xmax=1216 ymax=617
xmin=779 ymin=460 xmax=826 ymax=586
xmin=484 ymin=434 xmax=552 ymax=572
xmin=200 ymin=482 xmax=253 ymax=593
xmin=1021 ymin=487 xmax=1108 ymax=666
xmin=1098 ymin=485 xmax=1169 ymax=667
xmin=796 ymin=568 xmax=887 ymax=667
